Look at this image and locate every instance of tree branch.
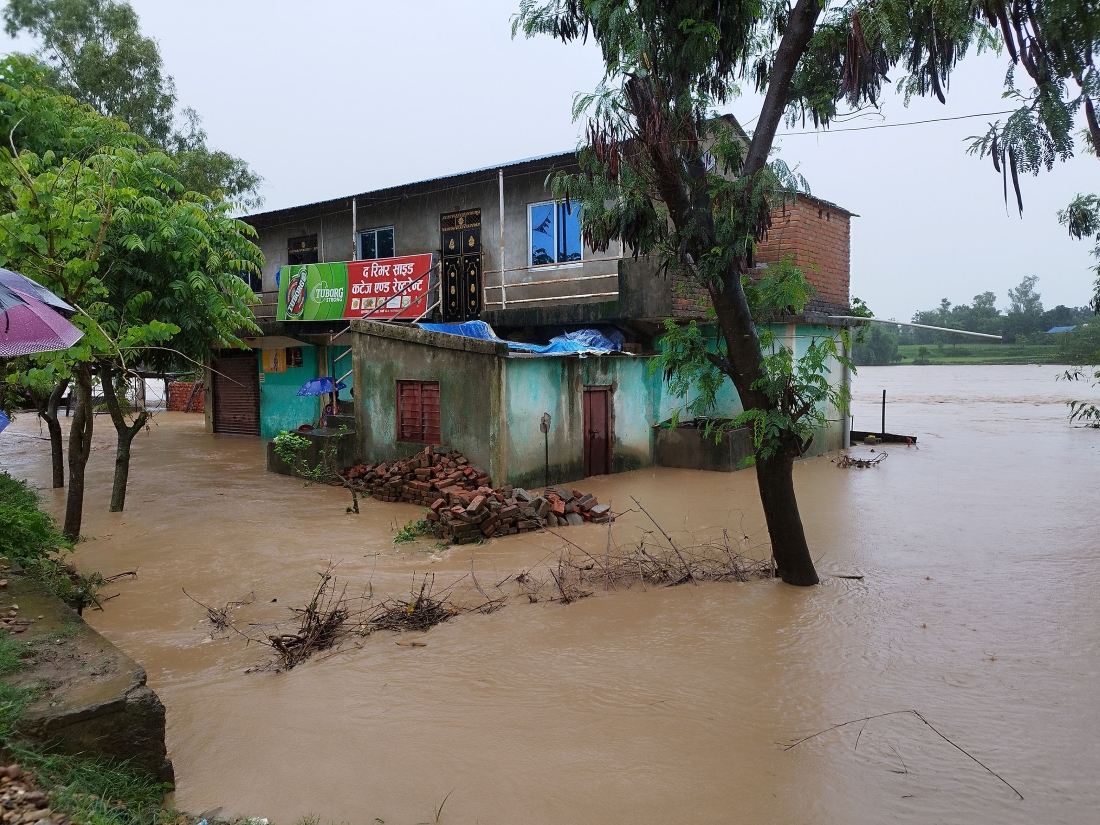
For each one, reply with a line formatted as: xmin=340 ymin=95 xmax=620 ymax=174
xmin=743 ymin=0 xmax=824 ymax=177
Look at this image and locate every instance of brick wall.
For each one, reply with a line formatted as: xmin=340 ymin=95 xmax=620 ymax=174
xmin=661 ymin=194 xmax=852 ymax=320
xmin=167 ymin=381 xmax=204 ymax=413
xmin=756 ymin=195 xmax=851 ymax=315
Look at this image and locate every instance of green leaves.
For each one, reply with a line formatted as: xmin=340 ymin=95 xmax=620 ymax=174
xmin=1058 ymin=194 xmax=1100 ymax=311
xmin=0 ymin=60 xmax=264 ymax=383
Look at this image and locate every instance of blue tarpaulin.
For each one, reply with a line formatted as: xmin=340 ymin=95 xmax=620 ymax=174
xmin=418 ymin=320 xmax=623 ymax=355
xmin=1046 ymin=325 xmax=1076 ymax=334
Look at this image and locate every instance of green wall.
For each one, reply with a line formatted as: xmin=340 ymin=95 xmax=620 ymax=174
xmin=258 ymin=345 xmax=319 ymax=439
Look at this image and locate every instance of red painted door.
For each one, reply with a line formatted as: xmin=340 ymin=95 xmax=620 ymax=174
xmin=583 ymin=387 xmax=611 ymax=477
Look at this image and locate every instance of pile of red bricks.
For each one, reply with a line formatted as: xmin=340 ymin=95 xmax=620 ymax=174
xmin=342 ymin=446 xmax=611 ymax=545
xmin=431 ymin=484 xmax=611 ymax=545
xmin=344 ymin=447 xmax=491 ymax=505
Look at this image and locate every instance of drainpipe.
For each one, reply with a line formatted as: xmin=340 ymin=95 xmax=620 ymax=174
xmin=499 ymin=168 xmax=507 ymax=309
xmin=319 ymin=213 xmax=325 ymax=263
xmin=841 ymin=332 xmax=852 ymax=448
xmin=351 ymin=198 xmax=357 ymax=260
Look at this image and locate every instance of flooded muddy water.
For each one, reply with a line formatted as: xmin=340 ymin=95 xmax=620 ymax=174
xmin=1 ymin=365 xmax=1098 ymax=824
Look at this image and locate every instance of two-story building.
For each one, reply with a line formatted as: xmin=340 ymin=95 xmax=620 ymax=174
xmin=206 ymin=142 xmax=856 ymax=486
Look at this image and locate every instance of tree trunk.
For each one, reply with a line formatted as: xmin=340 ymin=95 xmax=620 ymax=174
xmin=99 ymin=361 xmax=149 ymax=513
xmin=37 ymin=378 xmax=70 ymax=489
xmin=754 ymin=449 xmax=819 ymax=586
xmin=63 ymin=365 xmax=93 ymax=541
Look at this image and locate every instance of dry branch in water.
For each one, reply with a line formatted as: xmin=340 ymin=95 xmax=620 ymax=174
xmin=182 ymin=588 xmax=255 ymax=635
xmin=835 ymin=452 xmax=887 ymax=468
xmin=208 ymin=507 xmax=774 ymax=671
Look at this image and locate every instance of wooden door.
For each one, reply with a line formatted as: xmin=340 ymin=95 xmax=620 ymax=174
xmin=583 ymin=386 xmax=611 ymax=477
xmin=212 ymin=353 xmax=260 ymax=436
xmin=441 ymin=209 xmax=481 ymax=322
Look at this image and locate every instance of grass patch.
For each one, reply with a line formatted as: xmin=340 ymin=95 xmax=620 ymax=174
xmin=7 ymin=745 xmax=172 ymax=825
xmin=0 ymin=633 xmax=33 ymax=677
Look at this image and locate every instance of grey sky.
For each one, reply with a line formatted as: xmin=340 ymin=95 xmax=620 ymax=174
xmin=2 ymin=0 xmax=1097 ymax=321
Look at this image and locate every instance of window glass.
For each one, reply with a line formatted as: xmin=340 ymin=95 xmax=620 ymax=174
xmin=557 ymin=202 xmax=582 ymax=263
xmin=359 ymin=231 xmax=376 ymax=260
xmin=529 ymin=203 xmax=555 ymax=265
xmin=359 ymin=227 xmax=395 ymax=260
xmin=377 ymin=227 xmax=395 ymax=258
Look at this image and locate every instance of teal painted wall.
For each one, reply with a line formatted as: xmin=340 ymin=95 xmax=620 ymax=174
xmin=258 ymin=345 xmax=320 ymax=439
xmin=348 ymin=320 xmax=848 ymax=488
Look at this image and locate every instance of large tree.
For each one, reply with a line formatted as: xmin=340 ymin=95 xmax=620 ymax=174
xmin=0 ymin=54 xmax=262 ymax=536
xmin=515 ymin=0 xmax=993 ymax=584
xmin=3 ymin=0 xmax=263 ymax=209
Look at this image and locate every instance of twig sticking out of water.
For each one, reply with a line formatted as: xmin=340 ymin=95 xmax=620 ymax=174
xmin=182 ymin=588 xmax=255 ymax=634
xmin=783 ymin=709 xmax=1024 ymax=800
xmin=835 ymin=452 xmax=888 ymax=468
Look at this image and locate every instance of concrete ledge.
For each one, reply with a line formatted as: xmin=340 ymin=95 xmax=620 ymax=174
xmin=5 ymin=571 xmax=173 ymax=783
xmin=267 ymin=428 xmax=357 ymax=477
xmin=350 ymin=320 xmax=507 ymax=356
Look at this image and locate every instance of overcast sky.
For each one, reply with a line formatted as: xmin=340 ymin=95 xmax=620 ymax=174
xmin=3 ymin=0 xmax=1098 ymax=321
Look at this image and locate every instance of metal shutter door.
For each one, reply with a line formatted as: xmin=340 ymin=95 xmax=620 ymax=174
xmin=213 ymin=355 xmax=260 ymax=436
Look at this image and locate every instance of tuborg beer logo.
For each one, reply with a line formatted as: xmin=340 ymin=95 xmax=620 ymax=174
xmin=311 ymin=280 xmax=344 ymax=303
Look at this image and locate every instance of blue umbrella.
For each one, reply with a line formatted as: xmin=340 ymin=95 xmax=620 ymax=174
xmin=296 ymin=377 xmax=347 ymax=397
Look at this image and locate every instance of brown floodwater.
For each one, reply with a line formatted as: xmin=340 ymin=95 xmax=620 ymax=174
xmin=1 ymin=365 xmax=1098 ymax=824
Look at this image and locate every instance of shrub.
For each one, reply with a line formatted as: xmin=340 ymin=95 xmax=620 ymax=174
xmin=0 ymin=473 xmax=104 ymax=611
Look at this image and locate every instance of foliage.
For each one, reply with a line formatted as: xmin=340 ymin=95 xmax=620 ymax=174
xmin=963 ymin=1 xmax=1100 ymax=310
xmin=273 ymin=429 xmax=360 ymax=513
xmin=0 ymin=470 xmax=71 ymax=565
xmin=852 ymin=324 xmax=900 ymax=366
xmin=908 ymin=277 xmax=1092 ymax=344
xmin=3 ymin=0 xmax=263 ymax=208
xmin=1058 ymin=193 xmax=1100 ymax=312
xmin=1057 ymin=321 xmax=1100 ymax=425
xmin=272 ymin=430 xmax=323 ymax=481
xmin=0 ymin=58 xmax=263 ymax=528
xmin=393 ymin=516 xmax=435 ymax=545
xmin=655 ymin=261 xmax=852 ymax=459
xmin=0 ymin=472 xmax=104 ymax=610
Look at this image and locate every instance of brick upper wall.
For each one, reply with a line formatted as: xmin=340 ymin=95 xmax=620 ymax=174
xmin=666 ymin=194 xmax=852 ymax=320
xmin=755 ymin=195 xmax=851 ymax=315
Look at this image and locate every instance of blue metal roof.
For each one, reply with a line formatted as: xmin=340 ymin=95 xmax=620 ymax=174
xmin=1046 ymin=325 xmax=1076 ymax=334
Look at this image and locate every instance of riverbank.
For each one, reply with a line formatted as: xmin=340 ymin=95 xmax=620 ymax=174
xmin=1 ymin=366 xmax=1098 ymax=824
xmin=888 ymin=343 xmax=1069 ymax=365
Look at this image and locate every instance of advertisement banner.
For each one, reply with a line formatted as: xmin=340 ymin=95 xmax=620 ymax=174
xmin=277 ymin=254 xmax=434 ymax=321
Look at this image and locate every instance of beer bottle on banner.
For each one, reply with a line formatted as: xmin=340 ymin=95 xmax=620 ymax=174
xmin=285 ymin=266 xmax=308 ymax=319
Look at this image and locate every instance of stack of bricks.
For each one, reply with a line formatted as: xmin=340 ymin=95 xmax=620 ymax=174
xmin=431 ymin=485 xmax=611 ymax=545
xmin=343 ymin=447 xmax=490 ymax=505
xmin=341 ymin=446 xmax=611 ymax=545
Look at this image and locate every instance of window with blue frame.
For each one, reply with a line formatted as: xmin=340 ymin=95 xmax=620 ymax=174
xmin=528 ymin=201 xmax=583 ymax=266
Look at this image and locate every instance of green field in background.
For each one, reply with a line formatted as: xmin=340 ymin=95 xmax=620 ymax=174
xmin=890 ymin=343 xmax=1070 ymax=365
